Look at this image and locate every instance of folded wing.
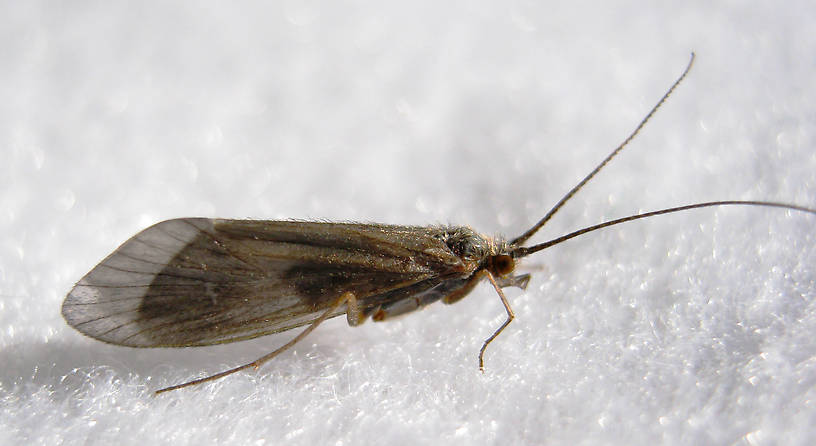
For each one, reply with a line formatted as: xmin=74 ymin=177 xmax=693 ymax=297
xmin=63 ymin=218 xmax=470 ymax=347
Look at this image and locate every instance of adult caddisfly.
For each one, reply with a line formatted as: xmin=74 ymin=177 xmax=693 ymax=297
xmin=62 ymin=53 xmax=816 ymax=394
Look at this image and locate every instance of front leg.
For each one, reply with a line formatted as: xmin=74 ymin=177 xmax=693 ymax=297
xmin=441 ymin=272 xmax=529 ymax=305
xmin=495 ymin=273 xmax=531 ymax=290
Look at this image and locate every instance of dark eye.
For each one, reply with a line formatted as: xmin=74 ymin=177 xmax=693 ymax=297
xmin=491 ymin=254 xmax=515 ymax=276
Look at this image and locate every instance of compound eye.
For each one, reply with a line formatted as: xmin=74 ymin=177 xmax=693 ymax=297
xmin=491 ymin=254 xmax=515 ymax=276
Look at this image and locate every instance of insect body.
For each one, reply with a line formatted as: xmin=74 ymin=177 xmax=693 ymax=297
xmin=62 ymin=53 xmax=816 ymax=393
xmin=64 ymin=220 xmax=516 ymax=348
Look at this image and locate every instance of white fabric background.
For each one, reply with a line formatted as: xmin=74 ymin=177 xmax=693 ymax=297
xmin=2 ymin=2 xmax=815 ymax=445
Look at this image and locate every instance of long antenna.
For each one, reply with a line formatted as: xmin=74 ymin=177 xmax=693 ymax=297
xmin=513 ymin=201 xmax=816 ymax=258
xmin=510 ymin=52 xmax=696 ymax=247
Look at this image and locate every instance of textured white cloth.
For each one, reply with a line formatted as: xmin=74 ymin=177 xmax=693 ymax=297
xmin=2 ymin=2 xmax=815 ymax=445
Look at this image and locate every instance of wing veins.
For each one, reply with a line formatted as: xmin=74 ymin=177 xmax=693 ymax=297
xmin=179 ymin=219 xmax=266 ymax=275
xmin=96 ymin=262 xmax=214 ymax=284
xmin=72 ymin=307 xmax=141 ymax=327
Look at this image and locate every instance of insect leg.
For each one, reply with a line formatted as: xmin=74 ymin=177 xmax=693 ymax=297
xmin=478 ymin=270 xmax=516 ymax=371
xmin=155 ymin=291 xmax=354 ymax=394
xmin=345 ymin=290 xmax=365 ymax=326
xmin=495 ymin=273 xmax=531 ymax=290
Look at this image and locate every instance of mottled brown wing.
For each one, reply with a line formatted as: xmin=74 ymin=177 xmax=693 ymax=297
xmin=62 ymin=218 xmax=473 ymax=347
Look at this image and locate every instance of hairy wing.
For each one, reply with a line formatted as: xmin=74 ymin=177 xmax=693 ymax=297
xmin=62 ymin=219 xmax=472 ymax=347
